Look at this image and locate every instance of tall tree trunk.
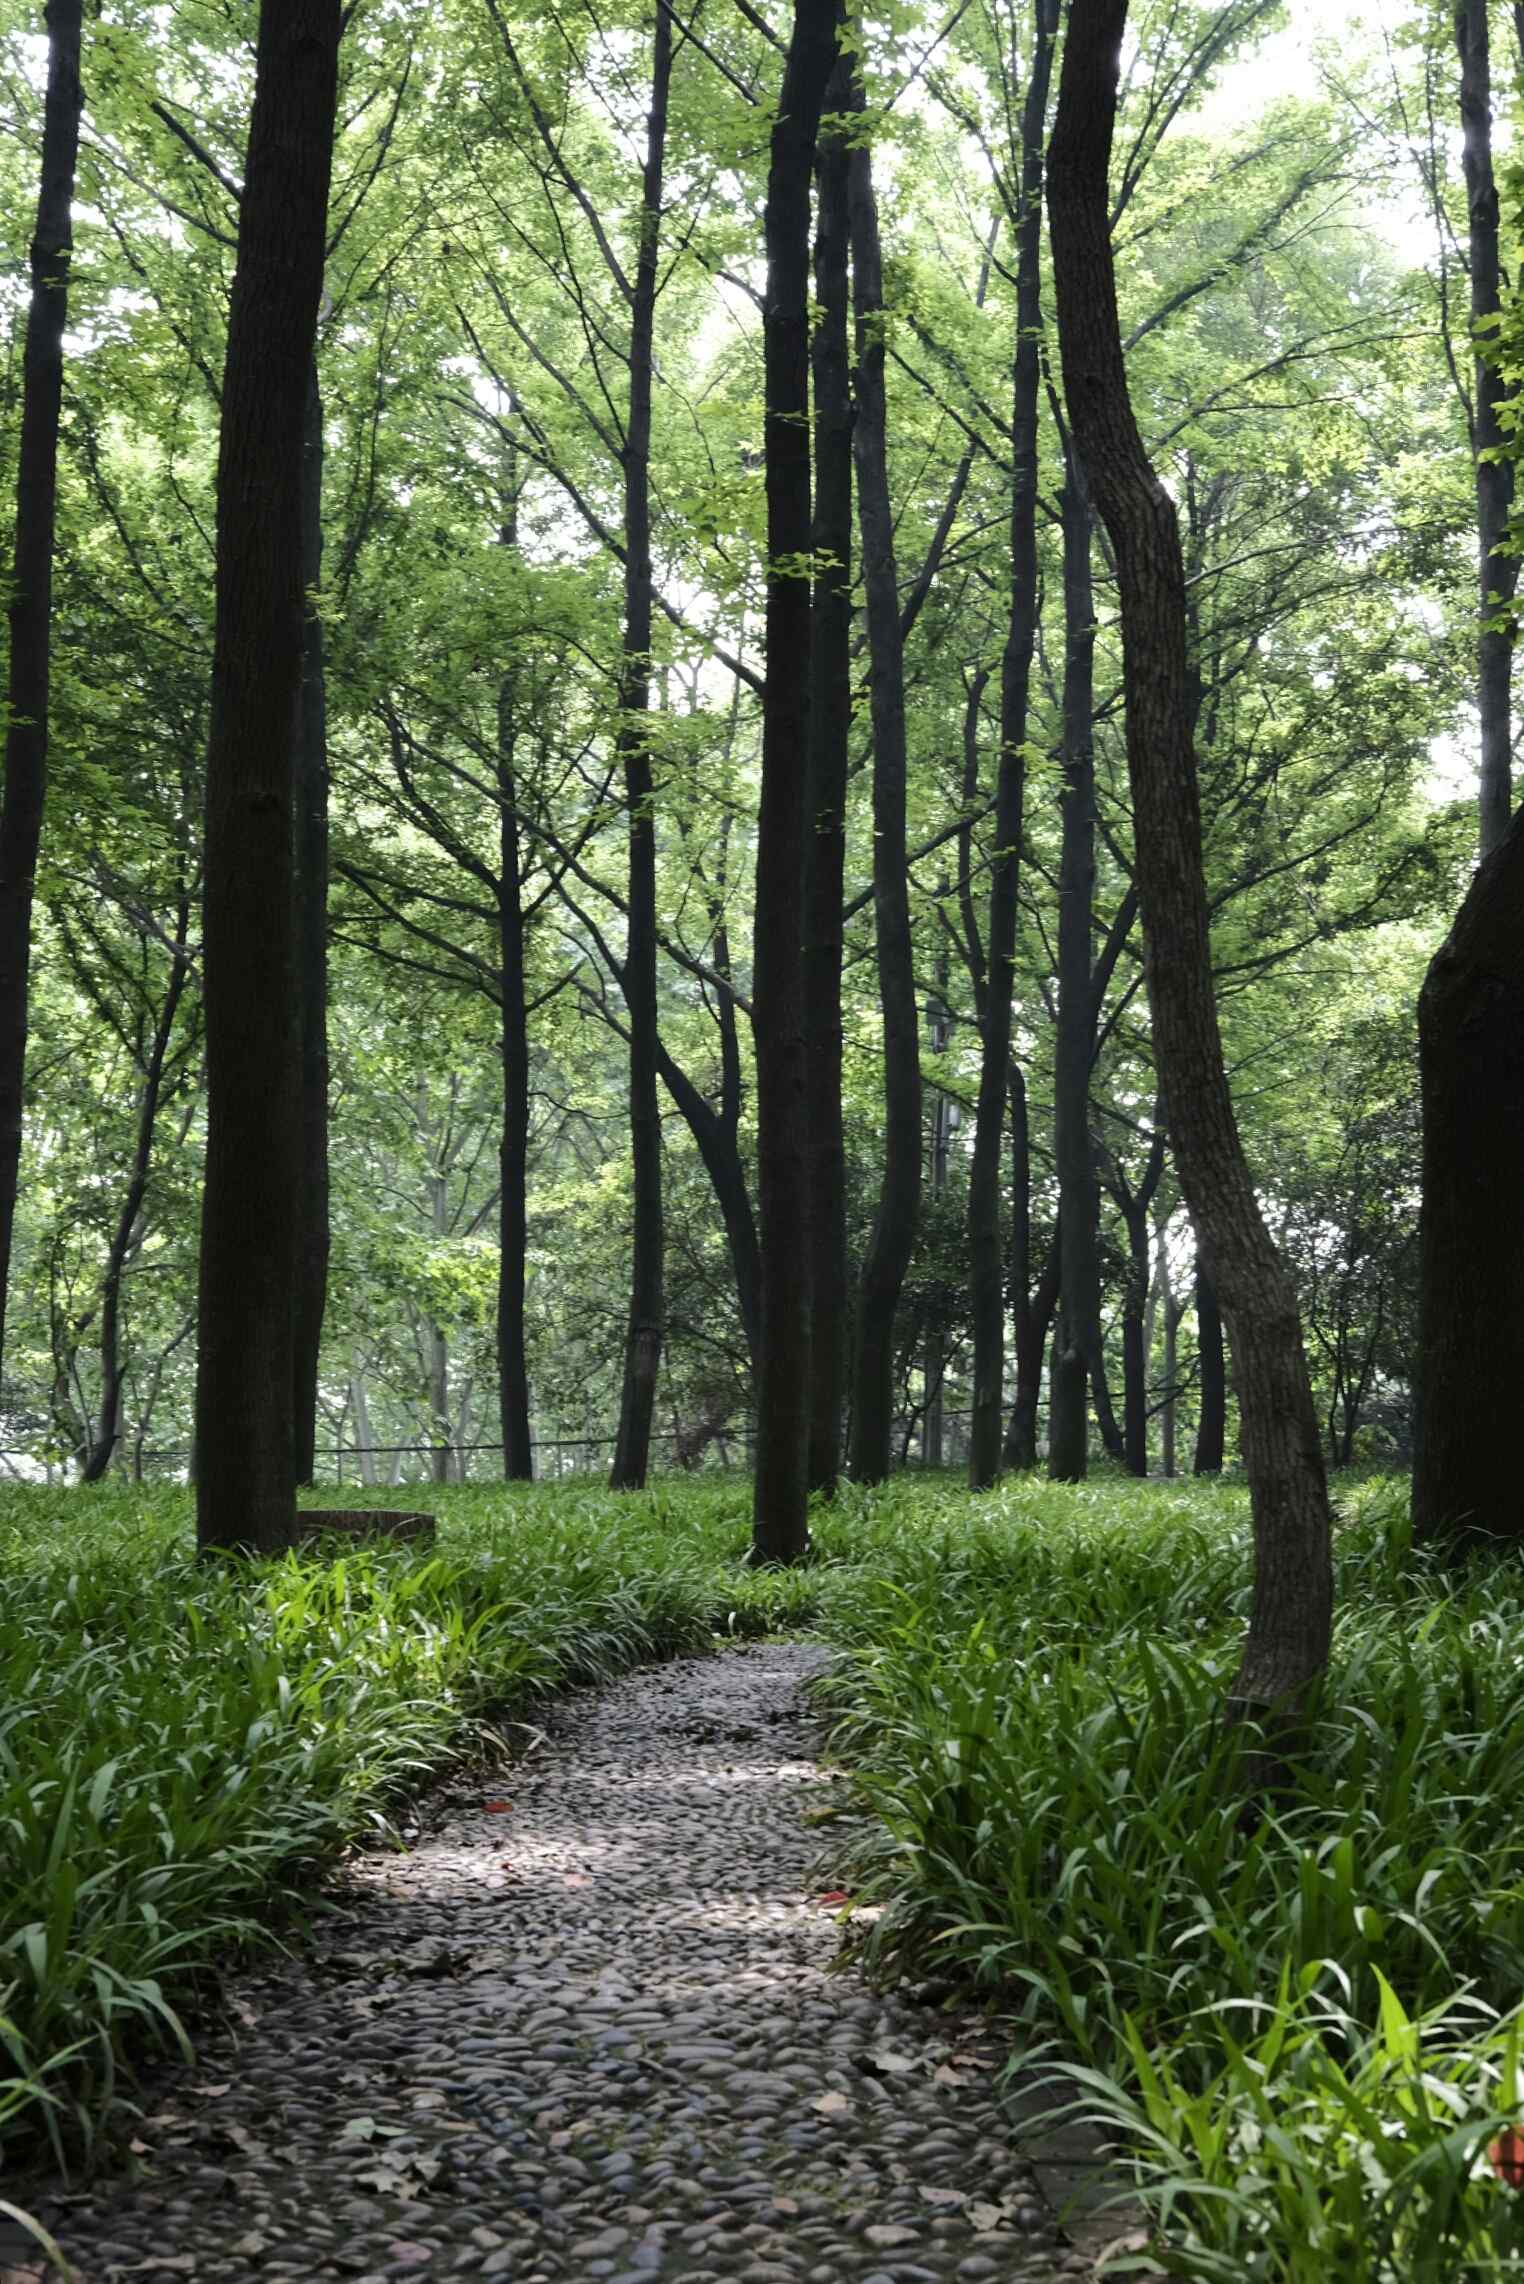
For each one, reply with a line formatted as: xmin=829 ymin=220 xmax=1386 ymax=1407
xmin=1455 ymin=0 xmax=1517 ymax=857
xmin=196 ymin=0 xmax=341 ymax=1556
xmin=1193 ymin=1261 xmax=1226 ymax=1474
xmin=496 ymin=479 xmax=533 ymax=1482
xmin=803 ymin=63 xmax=853 ymax=1497
xmin=611 ymin=0 xmax=673 ymax=1491
xmin=967 ymin=0 xmax=1057 ymax=1489
xmin=1049 ymin=460 xmax=1100 ymax=1482
xmin=750 ymin=0 xmax=837 ymax=1564
xmin=846 ymin=119 xmax=921 ymax=1486
xmin=0 ymin=0 xmax=83 ymax=1386
xmin=1412 ymin=809 xmax=1524 ymax=1546
xmin=82 ymin=907 xmax=192 ymax=1483
xmin=1157 ymin=1212 xmax=1179 ymax=1479
xmin=1005 ymin=1226 xmax=1059 ymax=1470
xmin=292 ymin=363 xmax=331 ymax=1484
xmin=1120 ymin=1205 xmax=1148 ymax=1475
xmin=1049 ymin=0 xmax=1333 ymax=1710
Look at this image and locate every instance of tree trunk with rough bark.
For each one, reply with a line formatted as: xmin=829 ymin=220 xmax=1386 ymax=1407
xmin=1193 ymin=1262 xmax=1226 ymax=1474
xmin=847 ymin=119 xmax=921 ymax=1485
xmin=1412 ymin=809 xmax=1524 ymax=1547
xmin=292 ymin=364 xmax=331 ymax=1485
xmin=611 ymin=0 xmax=673 ymax=1492
xmin=497 ymin=663 xmax=533 ymax=1481
xmin=750 ymin=0 xmax=837 ymax=1565
xmin=803 ymin=64 xmax=852 ymax=1496
xmin=0 ymin=0 xmax=83 ymax=1387
xmin=1049 ymin=0 xmax=1332 ymax=1710
xmin=1455 ymin=0 xmax=1517 ymax=857
xmin=196 ymin=0 xmax=340 ymax=1556
xmin=1049 ymin=459 xmax=1101 ymax=1482
xmin=967 ymin=0 xmax=1057 ymax=1489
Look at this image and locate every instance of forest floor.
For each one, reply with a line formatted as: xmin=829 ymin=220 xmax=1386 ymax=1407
xmin=8 ymin=1640 xmax=1129 ymax=2284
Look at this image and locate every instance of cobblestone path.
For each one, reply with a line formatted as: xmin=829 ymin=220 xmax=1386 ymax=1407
xmin=16 ymin=1644 xmax=1125 ymax=2283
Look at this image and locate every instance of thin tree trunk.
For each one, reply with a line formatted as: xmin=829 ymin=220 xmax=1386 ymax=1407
xmin=497 ymin=477 xmax=533 ymax=1481
xmin=1193 ymin=1261 xmax=1226 ymax=1473
xmin=1412 ymin=808 xmax=1524 ymax=1546
xmin=611 ymin=0 xmax=673 ymax=1491
xmin=1455 ymin=0 xmax=1516 ymax=857
xmin=750 ymin=0 xmax=837 ymax=1564
xmin=1005 ymin=1229 xmax=1059 ymax=1470
xmin=846 ymin=117 xmax=921 ymax=1486
xmin=196 ymin=0 xmax=341 ymax=1557
xmin=0 ymin=0 xmax=83 ymax=1385
xmin=292 ymin=362 xmax=330 ymax=1484
xmin=1121 ymin=1205 xmax=1148 ymax=1476
xmin=82 ymin=906 xmax=192 ymax=1483
xmin=803 ymin=62 xmax=853 ymax=1497
xmin=967 ymin=0 xmax=1058 ymax=1489
xmin=1049 ymin=460 xmax=1100 ymax=1482
xmin=1049 ymin=0 xmax=1333 ymax=1710
xmin=1158 ymin=1212 xmax=1178 ymax=1479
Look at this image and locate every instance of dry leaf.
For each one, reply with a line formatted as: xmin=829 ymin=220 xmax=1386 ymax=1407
xmin=811 ymin=2089 xmax=851 ymax=2116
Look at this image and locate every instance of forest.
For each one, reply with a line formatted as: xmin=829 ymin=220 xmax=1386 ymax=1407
xmin=5 ymin=0 xmax=1524 ymax=2275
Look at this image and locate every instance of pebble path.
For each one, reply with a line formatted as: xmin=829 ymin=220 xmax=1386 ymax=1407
xmin=15 ymin=1644 xmax=1126 ymax=2283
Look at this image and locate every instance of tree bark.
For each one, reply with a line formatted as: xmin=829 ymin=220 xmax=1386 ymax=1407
xmin=292 ymin=363 xmax=331 ymax=1484
xmin=1049 ymin=458 xmax=1101 ymax=1482
xmin=1004 ymin=1230 xmax=1059 ymax=1471
xmin=195 ymin=0 xmax=341 ymax=1557
xmin=0 ymin=0 xmax=83 ymax=1386
xmin=1455 ymin=0 xmax=1517 ymax=857
xmin=1193 ymin=1261 xmax=1226 ymax=1474
xmin=82 ymin=904 xmax=193 ymax=1483
xmin=497 ymin=667 xmax=533 ymax=1481
xmin=967 ymin=0 xmax=1057 ymax=1489
xmin=1049 ymin=0 xmax=1333 ymax=1709
xmin=1412 ymin=808 xmax=1524 ymax=1546
xmin=750 ymin=0 xmax=837 ymax=1565
xmin=846 ymin=117 xmax=921 ymax=1485
xmin=803 ymin=61 xmax=853 ymax=1498
xmin=610 ymin=0 xmax=673 ymax=1491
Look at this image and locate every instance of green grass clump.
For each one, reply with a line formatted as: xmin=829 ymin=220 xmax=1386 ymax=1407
xmin=0 ymin=1476 xmax=788 ymax=2165
xmin=808 ymin=1474 xmax=1524 ymax=2279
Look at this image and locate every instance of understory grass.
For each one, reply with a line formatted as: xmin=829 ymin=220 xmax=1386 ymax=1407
xmin=812 ymin=1475 xmax=1524 ymax=2279
xmin=0 ymin=1475 xmax=806 ymax=2169
xmin=8 ymin=1469 xmax=1524 ymax=2280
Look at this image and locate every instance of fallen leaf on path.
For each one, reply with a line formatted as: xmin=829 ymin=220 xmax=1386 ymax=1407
xmin=919 ymin=2186 xmax=966 ymax=2208
xmin=811 ymin=2090 xmax=851 ymax=2116
xmin=815 ymin=1889 xmax=850 ymax=1906
xmin=483 ymin=1801 xmax=513 ymax=1814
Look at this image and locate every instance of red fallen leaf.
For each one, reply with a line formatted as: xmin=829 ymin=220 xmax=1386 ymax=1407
xmin=483 ymin=1800 xmax=513 ymax=1813
xmin=1491 ymin=2128 xmax=1524 ymax=2187
xmin=816 ymin=1889 xmax=850 ymax=1907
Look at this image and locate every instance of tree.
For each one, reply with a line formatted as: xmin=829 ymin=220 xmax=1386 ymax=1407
xmin=1412 ymin=809 xmax=1524 ymax=1547
xmin=1048 ymin=0 xmax=1333 ymax=1710
xmin=846 ymin=98 xmax=921 ymax=1485
xmin=1453 ymin=0 xmax=1515 ymax=857
xmin=195 ymin=0 xmax=341 ymax=1554
xmin=966 ymin=0 xmax=1057 ymax=1491
xmin=750 ymin=0 xmax=838 ymax=1565
xmin=0 ymin=0 xmax=83 ymax=1389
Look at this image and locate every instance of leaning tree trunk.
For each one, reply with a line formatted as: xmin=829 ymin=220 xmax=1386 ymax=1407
xmin=1412 ymin=808 xmax=1524 ymax=1546
xmin=967 ymin=0 xmax=1058 ymax=1489
xmin=749 ymin=0 xmax=838 ymax=1565
xmin=610 ymin=0 xmax=673 ymax=1492
xmin=846 ymin=118 xmax=921 ymax=1486
xmin=1049 ymin=0 xmax=1332 ymax=1710
xmin=1049 ymin=458 xmax=1101 ymax=1482
xmin=292 ymin=363 xmax=331 ymax=1484
xmin=196 ymin=0 xmax=341 ymax=1556
xmin=0 ymin=0 xmax=83 ymax=1387
xmin=1455 ymin=0 xmax=1517 ymax=858
xmin=1193 ymin=1261 xmax=1226 ymax=1474
xmin=803 ymin=65 xmax=853 ymax=1497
